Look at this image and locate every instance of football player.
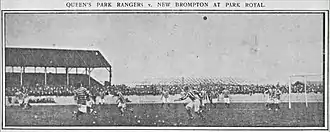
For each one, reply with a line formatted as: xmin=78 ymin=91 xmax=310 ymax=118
xmin=174 ymin=86 xmax=204 ymax=119
xmin=72 ymin=84 xmax=88 ymax=120
xmin=273 ymin=87 xmax=282 ymax=111
xmin=160 ymin=87 xmax=170 ymax=108
xmin=221 ymin=88 xmax=231 ymax=108
xmin=113 ymin=91 xmax=132 ymax=116
xmin=264 ymin=87 xmax=274 ymax=110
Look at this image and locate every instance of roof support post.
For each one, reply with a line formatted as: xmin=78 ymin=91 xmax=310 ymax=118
xmin=304 ymin=76 xmax=308 ymax=107
xmin=88 ymin=68 xmax=91 ymax=88
xmin=85 ymin=68 xmax=88 ymax=75
xmin=66 ymin=67 xmax=69 ymax=87
xmin=11 ymin=66 xmax=14 ymax=73
xmin=20 ymin=66 xmax=23 ymax=86
xmin=44 ymin=67 xmax=47 ymax=86
xmin=34 ymin=67 xmax=36 ymax=73
xmin=76 ymin=68 xmax=78 ymax=74
xmin=55 ymin=67 xmax=57 ymax=74
xmin=109 ymin=67 xmax=112 ymax=86
xmin=105 ymin=67 xmax=112 ymax=86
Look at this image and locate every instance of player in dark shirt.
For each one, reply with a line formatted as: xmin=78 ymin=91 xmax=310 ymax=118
xmin=72 ymin=84 xmax=88 ymax=120
xmin=200 ymin=89 xmax=207 ymax=111
xmin=91 ymin=89 xmax=97 ymax=103
xmin=248 ymin=88 xmax=253 ymax=96
xmin=7 ymin=96 xmax=12 ymax=106
xmin=99 ymin=90 xmax=106 ymax=105
xmin=206 ymin=88 xmax=215 ymax=109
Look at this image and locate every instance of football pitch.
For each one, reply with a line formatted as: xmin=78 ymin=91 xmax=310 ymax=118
xmin=5 ymin=102 xmax=324 ymax=127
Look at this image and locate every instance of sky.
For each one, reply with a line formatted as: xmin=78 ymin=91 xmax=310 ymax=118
xmin=5 ymin=13 xmax=324 ymax=85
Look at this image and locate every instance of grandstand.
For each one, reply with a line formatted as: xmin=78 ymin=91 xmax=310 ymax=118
xmin=5 ymin=73 xmax=102 ymax=87
xmin=4 ymin=48 xmax=325 ymax=127
xmin=5 ymin=47 xmax=112 ymax=88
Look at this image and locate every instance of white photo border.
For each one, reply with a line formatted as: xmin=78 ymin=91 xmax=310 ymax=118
xmin=1 ymin=10 xmax=329 ymax=131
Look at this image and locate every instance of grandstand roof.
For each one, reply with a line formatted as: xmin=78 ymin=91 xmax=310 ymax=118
xmin=5 ymin=47 xmax=111 ymax=68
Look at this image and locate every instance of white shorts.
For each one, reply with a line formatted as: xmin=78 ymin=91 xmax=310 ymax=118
xmin=24 ymin=97 xmax=30 ymax=104
xmin=11 ymin=97 xmax=18 ymax=104
xmin=118 ymin=102 xmax=126 ymax=108
xmin=95 ymin=97 xmax=99 ymax=103
xmin=224 ymin=98 xmax=230 ymax=104
xmin=78 ymin=104 xmax=87 ymax=113
xmin=96 ymin=98 xmax=105 ymax=104
xmin=162 ymin=98 xmax=169 ymax=103
xmin=18 ymin=99 xmax=24 ymax=104
xmin=96 ymin=96 xmax=103 ymax=104
xmin=267 ymin=98 xmax=273 ymax=103
xmin=86 ymin=101 xmax=93 ymax=107
xmin=274 ymin=98 xmax=280 ymax=104
xmin=185 ymin=100 xmax=200 ymax=112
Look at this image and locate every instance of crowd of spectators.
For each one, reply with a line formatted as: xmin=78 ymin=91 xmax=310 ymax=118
xmin=5 ymin=84 xmax=111 ymax=97
xmin=5 ymin=85 xmax=75 ymax=96
xmin=108 ymin=83 xmax=323 ymax=96
xmin=108 ymin=84 xmax=181 ymax=96
xmin=28 ymin=97 xmax=56 ymax=103
xmin=5 ymin=81 xmax=324 ymax=97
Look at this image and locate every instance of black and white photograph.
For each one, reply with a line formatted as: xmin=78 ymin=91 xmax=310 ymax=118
xmin=1 ymin=10 xmax=328 ymax=130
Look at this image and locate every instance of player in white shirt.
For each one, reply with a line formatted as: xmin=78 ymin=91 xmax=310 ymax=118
xmin=160 ymin=88 xmax=170 ymax=107
xmin=15 ymin=90 xmax=24 ymax=107
xmin=273 ymin=87 xmax=282 ymax=111
xmin=174 ymin=86 xmax=204 ymax=119
xmin=22 ymin=92 xmax=32 ymax=109
xmin=264 ymin=87 xmax=274 ymax=110
xmin=86 ymin=96 xmax=97 ymax=115
xmin=222 ymin=88 xmax=231 ymax=108
xmin=113 ymin=91 xmax=132 ymax=116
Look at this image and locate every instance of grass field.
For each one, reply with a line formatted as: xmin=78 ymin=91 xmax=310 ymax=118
xmin=5 ymin=102 xmax=324 ymax=127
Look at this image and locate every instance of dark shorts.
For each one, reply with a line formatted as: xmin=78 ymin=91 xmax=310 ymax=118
xmin=8 ymin=97 xmax=12 ymax=103
xmin=92 ymin=96 xmax=97 ymax=102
